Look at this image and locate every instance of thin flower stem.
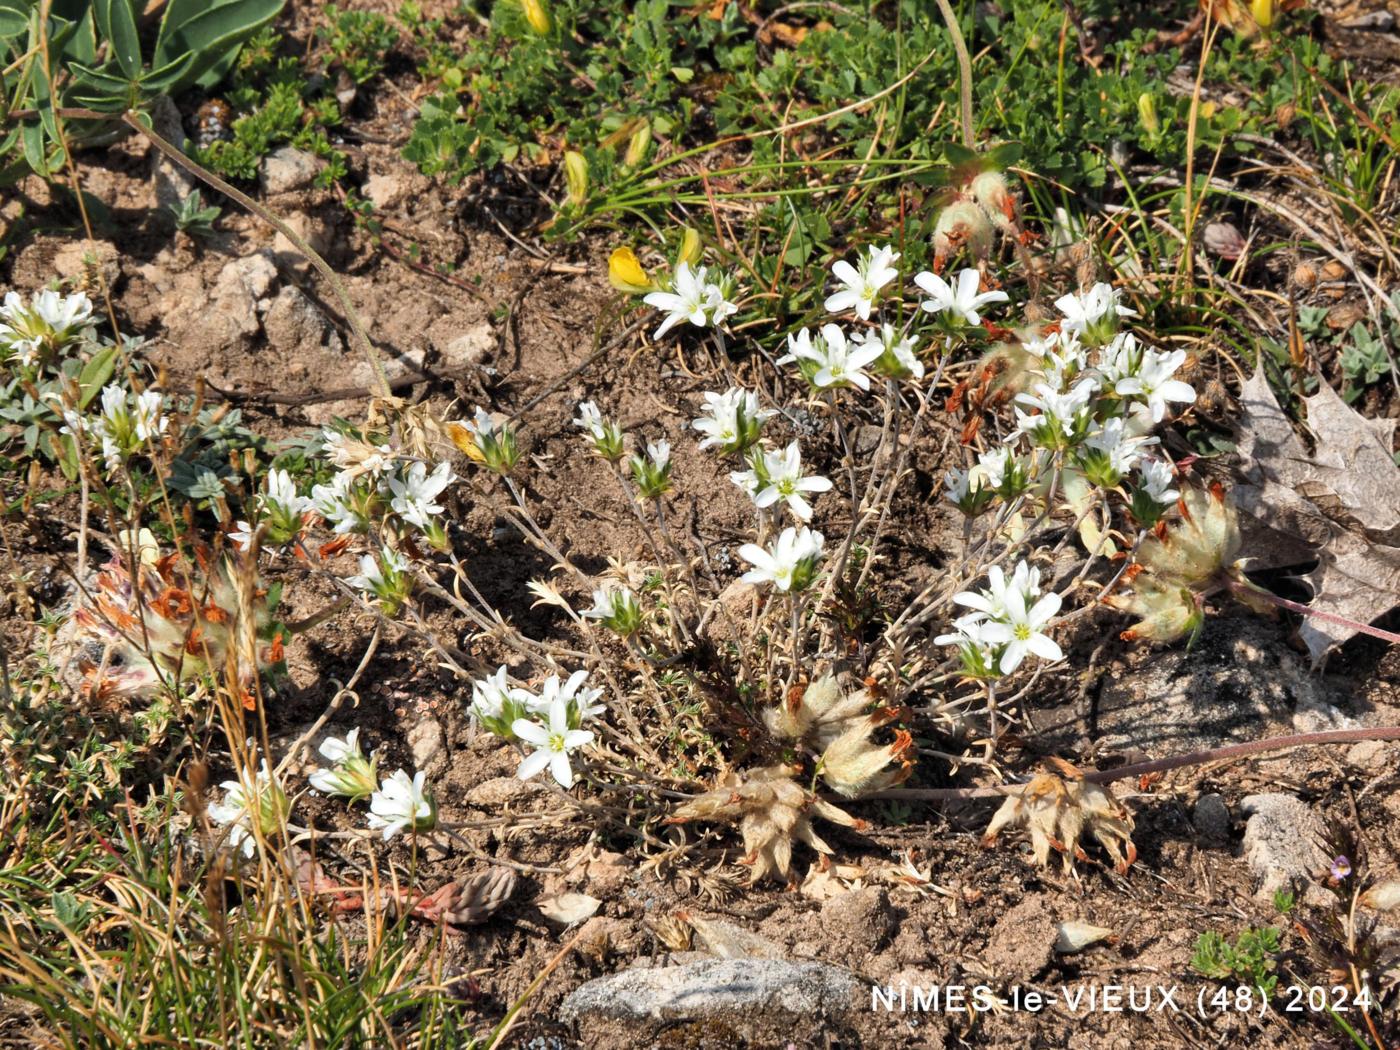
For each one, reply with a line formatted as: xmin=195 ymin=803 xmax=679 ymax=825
xmin=1225 ymin=577 xmax=1400 ymax=647
xmin=866 ymin=726 xmax=1400 ymax=801
xmin=932 ymin=0 xmax=975 ymax=149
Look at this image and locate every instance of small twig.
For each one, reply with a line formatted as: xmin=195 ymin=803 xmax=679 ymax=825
xmin=867 ymin=726 xmax=1400 ymax=801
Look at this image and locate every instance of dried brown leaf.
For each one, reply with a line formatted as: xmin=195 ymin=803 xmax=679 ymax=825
xmin=1234 ymin=369 xmax=1400 ymax=663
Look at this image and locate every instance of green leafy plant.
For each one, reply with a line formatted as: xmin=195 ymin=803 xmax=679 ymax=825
xmin=167 ymin=188 xmax=222 ymax=238
xmin=320 ymin=4 xmax=399 ymax=85
xmin=0 ymin=0 xmax=285 ymax=181
xmin=1191 ymin=925 xmax=1282 ymax=997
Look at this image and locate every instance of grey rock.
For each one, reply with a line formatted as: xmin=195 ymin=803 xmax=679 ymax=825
xmin=1074 ymin=619 xmax=1348 ymax=757
xmin=147 ymin=95 xmax=196 ymax=210
xmin=262 ymin=286 xmax=344 ymax=356
xmin=1192 ymin=793 xmax=1231 ymax=842
xmin=363 ymin=172 xmax=407 ymax=210
xmin=437 ymin=321 xmax=495 ymax=369
xmin=558 ymin=958 xmax=861 ymax=1024
xmin=1241 ymin=793 xmax=1330 ymax=906
xmin=259 ymin=147 xmax=323 ymax=195
xmin=407 ymin=717 xmax=447 ymax=777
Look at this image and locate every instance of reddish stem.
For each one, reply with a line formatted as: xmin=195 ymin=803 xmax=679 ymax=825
xmin=1225 ymin=577 xmax=1400 ymax=646
xmin=869 ymin=726 xmax=1400 ymax=802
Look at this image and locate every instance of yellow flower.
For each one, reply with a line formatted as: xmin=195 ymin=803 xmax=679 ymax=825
xmin=520 ymin=0 xmax=551 ymax=35
xmin=607 ymin=247 xmax=653 ymax=293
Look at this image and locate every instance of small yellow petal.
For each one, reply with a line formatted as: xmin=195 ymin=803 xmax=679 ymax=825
xmin=608 ymin=247 xmax=653 ymax=293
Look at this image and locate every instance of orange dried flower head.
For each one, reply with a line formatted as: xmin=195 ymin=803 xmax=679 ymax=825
xmin=73 ymin=546 xmax=284 ymax=702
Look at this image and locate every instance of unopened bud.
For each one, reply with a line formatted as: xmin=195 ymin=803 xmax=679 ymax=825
xmin=563 ymin=151 xmax=588 ymax=206
xmin=676 ymin=226 xmax=702 ymax=267
xmin=1137 ymin=93 xmax=1159 ymax=138
xmin=608 ymin=247 xmax=653 ymax=293
xmin=520 ymin=0 xmax=551 ymax=35
xmin=623 ymin=119 xmax=651 ymax=167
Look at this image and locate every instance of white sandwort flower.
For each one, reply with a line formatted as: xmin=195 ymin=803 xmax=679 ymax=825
xmin=581 ymin=584 xmax=642 ymax=635
xmin=573 ymin=400 xmax=625 ymax=460
xmin=512 ymin=697 xmax=595 ymax=789
xmin=1138 ymin=457 xmax=1180 ymax=504
xmin=206 ymin=762 xmax=287 ymax=859
xmin=1054 ymin=281 xmax=1138 ymax=337
xmin=311 ymin=471 xmax=367 ymax=534
xmin=977 ymin=587 xmax=1063 ymax=674
xmin=751 ymin=441 xmax=832 ymax=523
xmin=529 ymin=669 xmax=606 ymax=724
xmin=824 ymin=244 xmax=900 ymax=320
xmin=263 ymin=468 xmax=313 ymax=519
xmin=859 ymin=323 xmax=924 ymax=381
xmin=738 ymin=526 xmax=825 ymax=592
xmin=1115 ymin=348 xmax=1196 ymax=423
xmin=642 ymin=262 xmax=737 ymax=338
xmin=387 ymin=461 xmax=455 ymax=529
xmin=914 ymin=268 xmax=1009 ymax=326
xmin=778 ymin=324 xmax=883 ymax=392
xmin=692 ymin=388 xmax=772 ymax=453
xmin=308 ymin=728 xmax=379 ymax=801
xmin=366 ymin=769 xmax=436 ymax=840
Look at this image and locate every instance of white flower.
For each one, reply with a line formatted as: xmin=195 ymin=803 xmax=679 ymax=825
xmin=630 ymin=439 xmax=673 ymax=497
xmin=573 ymin=401 xmax=606 ymax=440
xmin=311 ymin=471 xmax=365 ymax=534
xmin=1013 ymin=378 xmax=1099 ymax=446
xmin=859 ymin=323 xmax=924 ymax=380
xmin=367 ymin=769 xmax=436 ymax=840
xmin=642 ymin=262 xmax=737 ymax=338
xmin=206 ymin=762 xmax=286 ymax=859
xmin=953 ymin=564 xmax=1017 ymax=621
xmin=345 ymin=548 xmax=409 ymax=594
xmin=308 ymin=728 xmax=379 ymax=800
xmin=738 ymin=525 xmax=825 ymax=592
xmin=778 ymin=323 xmax=883 ymax=391
xmin=977 ymin=446 xmax=1014 ymax=489
xmin=319 ymin=728 xmax=364 ymax=765
xmin=1054 ymin=282 xmax=1137 ymax=336
xmin=1138 ymin=457 xmax=1180 ymax=504
xmin=751 ymin=441 xmax=832 ymax=523
xmin=0 ymin=289 xmax=94 ymax=363
xmin=573 ymin=400 xmax=625 ymax=460
xmin=1096 ymin=332 xmax=1145 ymax=389
xmin=230 ymin=520 xmax=255 ymax=551
xmin=581 ymin=585 xmax=642 ymax=635
xmin=132 ymin=391 xmax=167 ymax=442
xmin=1115 ymin=348 xmax=1195 ymax=423
xmin=531 ymin=669 xmax=606 ymax=723
xmin=512 ymin=698 xmax=595 ymax=789
xmin=387 ymin=461 xmax=455 ymax=529
xmin=262 ymin=468 xmax=313 ymax=519
xmin=470 ymin=665 xmax=517 ymax=724
xmin=914 ymin=268 xmax=1009 ymax=326
xmin=978 ymin=587 xmax=1063 ymax=674
xmin=32 ymin=289 xmax=94 ymax=336
xmin=1083 ymin=416 xmax=1155 ymax=474
xmin=824 ymin=244 xmax=900 ymax=320
xmin=692 ymin=388 xmax=772 ymax=453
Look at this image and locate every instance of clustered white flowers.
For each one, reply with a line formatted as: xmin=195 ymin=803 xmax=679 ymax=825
xmin=643 ymin=261 xmax=738 ymax=339
xmin=469 ymin=667 xmax=604 ymax=789
xmin=943 ymin=282 xmax=1195 ymax=529
xmin=79 ymin=383 xmax=169 ymax=474
xmin=937 ymin=560 xmax=1064 ymax=677
xmin=0 ymin=288 xmax=94 ymax=365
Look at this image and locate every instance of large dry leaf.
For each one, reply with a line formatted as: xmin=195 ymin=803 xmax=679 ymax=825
xmin=1234 ymin=369 xmax=1400 ymax=663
